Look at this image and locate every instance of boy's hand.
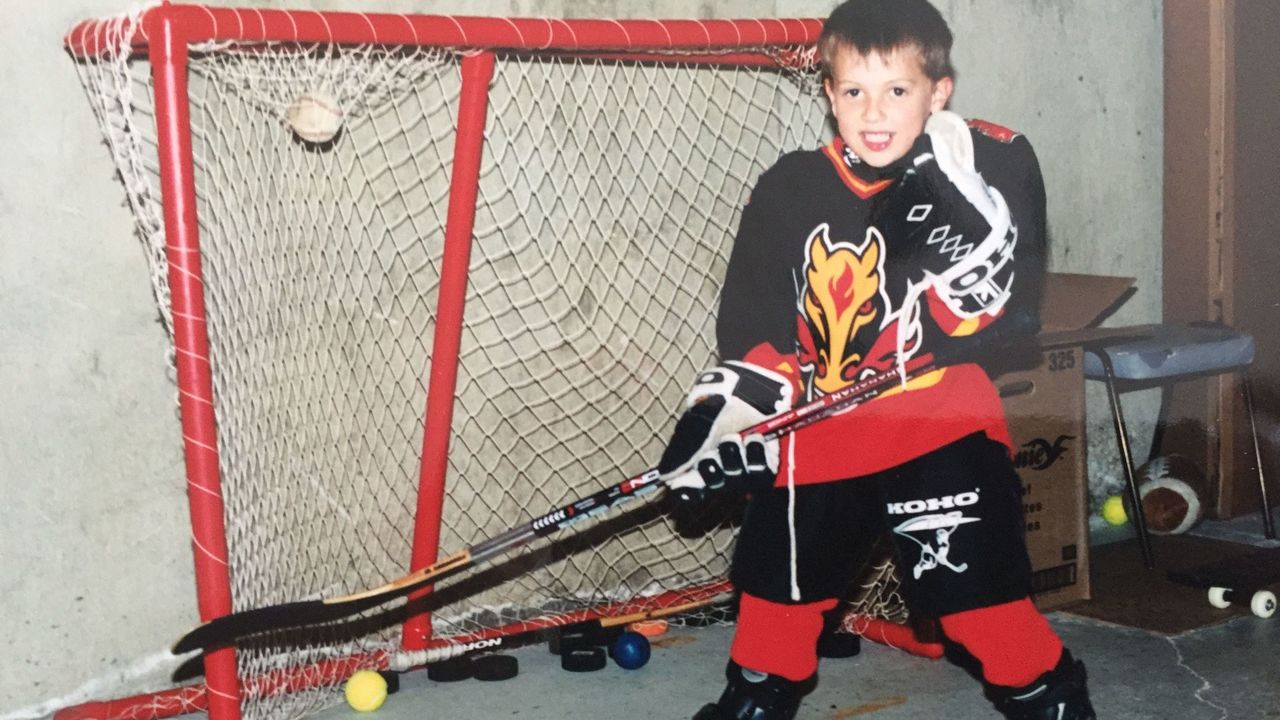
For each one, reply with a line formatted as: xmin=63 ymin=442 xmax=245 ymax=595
xmin=871 ymin=110 xmax=1017 ymax=321
xmin=691 ymin=432 xmax=778 ymax=499
xmin=658 ymin=362 xmax=790 ymax=506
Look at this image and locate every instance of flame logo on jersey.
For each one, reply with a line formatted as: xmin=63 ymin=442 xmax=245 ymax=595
xmin=795 ymin=224 xmax=891 ymax=397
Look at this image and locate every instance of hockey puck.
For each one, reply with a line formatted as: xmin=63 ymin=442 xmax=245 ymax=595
xmin=378 ymin=670 xmax=401 ymax=694
xmin=817 ymin=630 xmax=862 ymax=659
xmin=561 ymin=646 xmax=607 ymax=672
xmin=549 ymin=621 xmax=616 ymax=654
xmin=472 ymin=653 xmax=519 ymax=681
xmin=548 ymin=626 xmax=592 ymax=655
xmin=426 ymin=656 xmax=474 ymax=682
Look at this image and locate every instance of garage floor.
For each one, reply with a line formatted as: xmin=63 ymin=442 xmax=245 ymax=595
xmin=307 ymin=512 xmax=1280 ymax=720
xmin=311 ymin=609 xmax=1279 ymax=720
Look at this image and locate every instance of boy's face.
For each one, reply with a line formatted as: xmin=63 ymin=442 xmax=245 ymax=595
xmin=823 ymin=45 xmax=954 ymax=168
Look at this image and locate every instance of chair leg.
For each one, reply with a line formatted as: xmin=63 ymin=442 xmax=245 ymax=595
xmin=1240 ymin=375 xmax=1276 ymax=540
xmin=1096 ymin=349 xmax=1155 ymax=569
xmin=1148 ymin=382 xmax=1173 ymax=464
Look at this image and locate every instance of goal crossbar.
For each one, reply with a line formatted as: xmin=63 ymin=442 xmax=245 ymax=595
xmin=66 ymin=6 xmax=823 ymax=58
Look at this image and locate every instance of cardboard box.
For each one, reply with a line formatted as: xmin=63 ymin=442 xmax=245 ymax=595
xmin=994 ymin=273 xmax=1136 ymax=610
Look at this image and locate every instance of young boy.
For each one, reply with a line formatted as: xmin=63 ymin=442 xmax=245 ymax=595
xmin=657 ymin=1 xmax=1096 ymax=718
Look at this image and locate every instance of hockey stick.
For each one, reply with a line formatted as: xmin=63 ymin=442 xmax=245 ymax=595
xmin=172 ymin=324 xmax=1120 ymax=654
xmin=171 ymin=347 xmax=954 ymax=654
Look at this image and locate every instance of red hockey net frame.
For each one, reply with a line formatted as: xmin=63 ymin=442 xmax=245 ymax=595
xmin=62 ymin=6 xmax=916 ymax=720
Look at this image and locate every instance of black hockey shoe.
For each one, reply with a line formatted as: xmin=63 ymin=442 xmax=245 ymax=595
xmin=691 ymin=660 xmax=814 ymax=720
xmin=989 ymin=649 xmax=1096 ymax=720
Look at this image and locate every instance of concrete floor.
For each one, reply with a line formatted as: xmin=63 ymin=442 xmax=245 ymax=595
xmin=311 ymin=611 xmax=1280 ymax=720
xmin=18 ymin=513 xmax=1272 ymax=720
xmin=306 ymin=513 xmax=1280 ymax=720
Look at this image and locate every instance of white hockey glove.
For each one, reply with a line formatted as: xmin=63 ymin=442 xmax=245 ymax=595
xmin=657 ymin=361 xmax=792 ymax=506
xmin=872 ymin=110 xmax=1018 ymax=321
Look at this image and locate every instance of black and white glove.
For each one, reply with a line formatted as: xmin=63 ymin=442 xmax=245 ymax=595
xmin=657 ymin=361 xmax=792 ymax=506
xmin=691 ymin=432 xmax=779 ymax=502
xmin=870 ymin=110 xmax=1017 ymax=321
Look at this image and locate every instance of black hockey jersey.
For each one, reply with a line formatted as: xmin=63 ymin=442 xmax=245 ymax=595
xmin=717 ymin=121 xmax=1046 ymax=484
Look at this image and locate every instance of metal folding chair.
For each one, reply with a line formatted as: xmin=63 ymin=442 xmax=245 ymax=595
xmin=1082 ymin=322 xmax=1275 ymax=569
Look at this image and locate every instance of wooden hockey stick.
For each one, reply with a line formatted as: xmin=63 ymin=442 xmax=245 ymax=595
xmin=171 ymin=325 xmax=1127 ymax=654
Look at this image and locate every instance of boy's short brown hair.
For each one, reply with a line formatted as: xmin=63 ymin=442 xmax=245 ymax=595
xmin=818 ymin=0 xmax=955 ymax=82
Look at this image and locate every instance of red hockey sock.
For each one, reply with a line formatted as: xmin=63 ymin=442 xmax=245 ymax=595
xmin=730 ymin=592 xmax=837 ymax=681
xmin=939 ymin=597 xmax=1063 ymax=687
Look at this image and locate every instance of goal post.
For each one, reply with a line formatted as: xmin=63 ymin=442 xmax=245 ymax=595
xmin=62 ymin=5 xmax=911 ymax=720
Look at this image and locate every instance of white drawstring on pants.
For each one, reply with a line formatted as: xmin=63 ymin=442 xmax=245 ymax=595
xmin=787 ymin=433 xmax=800 ymax=601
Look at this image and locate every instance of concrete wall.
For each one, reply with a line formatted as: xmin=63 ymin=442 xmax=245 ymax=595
xmin=0 ymin=0 xmax=1161 ymax=715
xmin=936 ymin=0 xmax=1166 ymax=512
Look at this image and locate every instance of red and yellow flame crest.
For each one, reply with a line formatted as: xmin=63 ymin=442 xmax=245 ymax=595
xmin=796 ymin=225 xmax=888 ymax=397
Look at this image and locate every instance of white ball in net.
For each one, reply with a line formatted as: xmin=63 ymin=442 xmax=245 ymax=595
xmin=286 ymin=90 xmax=344 ymax=144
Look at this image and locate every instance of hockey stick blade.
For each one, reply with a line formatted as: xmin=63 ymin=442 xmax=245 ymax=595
xmin=172 ymin=549 xmax=473 ymax=654
xmin=175 ymin=322 xmax=1101 ymax=654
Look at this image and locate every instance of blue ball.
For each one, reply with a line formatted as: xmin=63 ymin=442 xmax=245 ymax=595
xmin=609 ymin=631 xmax=651 ymax=670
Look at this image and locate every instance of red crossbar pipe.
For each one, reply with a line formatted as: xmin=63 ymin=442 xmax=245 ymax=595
xmin=66 ymin=4 xmax=822 ymax=58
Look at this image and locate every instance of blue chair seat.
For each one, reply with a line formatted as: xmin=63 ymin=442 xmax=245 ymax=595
xmin=1082 ymin=322 xmax=1255 ymax=381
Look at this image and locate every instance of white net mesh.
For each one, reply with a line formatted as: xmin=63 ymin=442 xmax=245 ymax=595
xmin=71 ymin=8 xmax=908 ymax=719
xmin=843 ymin=543 xmax=910 ymax=626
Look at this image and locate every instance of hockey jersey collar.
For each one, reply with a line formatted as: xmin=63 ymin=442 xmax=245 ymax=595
xmin=821 ymin=137 xmax=896 ymax=199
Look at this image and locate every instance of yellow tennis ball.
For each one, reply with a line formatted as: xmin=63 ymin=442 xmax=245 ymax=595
xmin=344 ymin=670 xmax=388 ymax=712
xmin=1101 ymin=495 xmax=1128 ymax=526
